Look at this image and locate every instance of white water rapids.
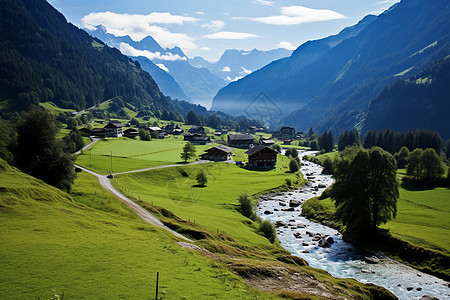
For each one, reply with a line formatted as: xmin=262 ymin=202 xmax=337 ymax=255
xmin=256 ymin=151 xmax=449 ymax=300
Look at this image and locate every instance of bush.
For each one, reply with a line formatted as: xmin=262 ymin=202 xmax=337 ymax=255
xmin=322 ymin=158 xmax=333 ymax=174
xmin=285 ymin=178 xmax=292 ymax=187
xmin=272 ymin=144 xmax=281 ymax=153
xmin=238 ymin=193 xmax=255 ymax=220
xmin=258 ymin=220 xmax=276 ymax=243
xmin=196 ymin=170 xmax=208 ymax=187
xmin=289 ymin=159 xmax=299 ymax=173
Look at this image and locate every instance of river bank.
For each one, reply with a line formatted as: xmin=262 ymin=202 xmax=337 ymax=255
xmin=256 ymin=150 xmax=450 ymax=300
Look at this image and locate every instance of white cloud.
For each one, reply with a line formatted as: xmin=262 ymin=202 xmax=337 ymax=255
xmin=82 ymin=11 xmax=198 ymax=49
xmin=376 ymin=0 xmax=398 ymax=4
xmin=252 ymin=0 xmax=274 ymax=6
xmin=277 ymin=41 xmax=296 ymax=50
xmin=119 ymin=43 xmax=187 ymax=61
xmin=221 ymin=66 xmax=231 ymax=72
xmin=204 ymin=31 xmax=259 ymax=40
xmin=226 ymin=76 xmax=244 ymax=82
xmin=195 ymin=11 xmax=205 ymax=15
xmin=241 ymin=66 xmax=252 ymax=75
xmin=247 ymin=6 xmax=347 ymax=26
xmin=156 ymin=63 xmax=169 ymax=72
xmin=199 ymin=46 xmax=211 ymax=51
xmin=201 ymin=20 xmax=225 ymax=32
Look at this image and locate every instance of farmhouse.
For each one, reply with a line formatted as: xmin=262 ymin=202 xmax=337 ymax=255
xmin=188 ymin=126 xmax=206 ymax=135
xmin=148 ymin=127 xmax=162 ymax=133
xmin=260 ymin=139 xmax=275 ymax=147
xmin=272 ymin=127 xmax=296 ymax=140
xmin=91 ymin=127 xmax=108 ymax=138
xmin=163 ymin=123 xmax=182 ymax=134
xmin=245 ymin=145 xmax=277 ymax=168
xmin=228 ymin=134 xmax=254 ymax=148
xmin=123 ymin=128 xmax=139 ymax=138
xmin=104 ymin=121 xmax=123 ymax=137
xmin=184 ymin=134 xmax=212 ymax=145
xmin=201 ymin=145 xmax=234 ymax=161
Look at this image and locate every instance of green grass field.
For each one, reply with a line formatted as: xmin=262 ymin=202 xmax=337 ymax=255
xmin=380 ymin=181 xmax=450 ymax=255
xmin=111 ymin=157 xmax=301 ymax=245
xmin=0 ymin=159 xmax=275 ymax=299
xmin=76 ymin=137 xmax=218 ymax=174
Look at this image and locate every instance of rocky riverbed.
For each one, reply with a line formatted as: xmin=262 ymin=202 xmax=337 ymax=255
xmin=256 ymin=150 xmax=449 ymax=300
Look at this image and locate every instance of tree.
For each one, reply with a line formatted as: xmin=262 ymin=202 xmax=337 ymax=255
xmin=420 ymin=148 xmax=444 ymax=181
xmin=139 ymin=129 xmax=150 ymax=141
xmin=272 ymin=144 xmax=281 ymax=153
xmin=196 ymin=170 xmax=208 ymax=187
xmin=186 ymin=110 xmax=201 ymax=125
xmin=322 ymin=158 xmax=333 ymax=175
xmin=307 ymin=127 xmax=314 ymax=138
xmin=337 ymin=129 xmax=361 ymax=151
xmin=394 ymin=146 xmax=409 ymax=169
xmin=332 ymin=147 xmax=398 ymax=236
xmin=62 ymin=129 xmax=85 ymax=153
xmin=180 ymin=142 xmax=196 ymax=162
xmin=310 ymin=140 xmax=318 ymax=150
xmin=318 ymin=131 xmax=334 ymax=152
xmin=0 ymin=118 xmax=15 ymax=164
xmin=14 ymin=108 xmax=76 ymax=191
xmin=363 ymin=130 xmax=378 ymax=149
xmin=445 ymin=139 xmax=450 ymax=160
xmin=289 ymin=158 xmax=300 ymax=173
xmin=406 ymin=148 xmax=423 ymax=181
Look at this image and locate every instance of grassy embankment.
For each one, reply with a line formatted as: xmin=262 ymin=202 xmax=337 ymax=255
xmin=302 ymin=153 xmax=450 ymax=279
xmin=0 ymin=159 xmax=277 ymax=299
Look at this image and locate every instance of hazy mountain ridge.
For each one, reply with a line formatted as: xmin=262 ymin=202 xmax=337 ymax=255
xmin=211 ymin=0 xmax=450 ymax=136
xmin=190 ymin=48 xmax=293 ymax=82
xmin=210 ymin=14 xmax=378 ymax=116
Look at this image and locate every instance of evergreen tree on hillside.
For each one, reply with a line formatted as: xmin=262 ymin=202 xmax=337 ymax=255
xmin=318 ymin=131 xmax=335 ymax=153
xmin=337 ymin=129 xmax=361 ymax=151
xmin=186 ymin=110 xmax=202 ymax=125
xmin=14 ymin=107 xmax=75 ymax=191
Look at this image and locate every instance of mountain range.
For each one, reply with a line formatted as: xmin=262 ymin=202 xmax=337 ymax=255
xmin=89 ymin=27 xmax=292 ymax=108
xmin=190 ymin=48 xmax=292 ymax=82
xmin=211 ymin=0 xmax=450 ymax=139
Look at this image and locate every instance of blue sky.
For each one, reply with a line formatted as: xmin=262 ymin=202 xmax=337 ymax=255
xmin=49 ymin=0 xmax=399 ymax=61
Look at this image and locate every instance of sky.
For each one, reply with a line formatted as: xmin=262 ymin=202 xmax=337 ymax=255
xmin=48 ymin=0 xmax=399 ymax=62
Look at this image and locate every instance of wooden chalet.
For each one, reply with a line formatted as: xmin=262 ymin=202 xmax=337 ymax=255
xmin=124 ymin=128 xmax=139 ymax=138
xmin=228 ymin=134 xmax=254 ymax=148
xmin=201 ymin=145 xmax=234 ymax=161
xmin=272 ymin=127 xmax=296 ymax=140
xmin=188 ymin=126 xmax=206 ymax=135
xmin=91 ymin=127 xmax=108 ymax=138
xmin=260 ymin=139 xmax=275 ymax=146
xmin=245 ymin=145 xmax=277 ymax=168
xmin=104 ymin=121 xmax=123 ymax=137
xmin=184 ymin=134 xmax=211 ymax=145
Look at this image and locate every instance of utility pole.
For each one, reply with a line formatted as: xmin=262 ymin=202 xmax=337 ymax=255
xmin=155 ymin=272 xmax=159 ymax=300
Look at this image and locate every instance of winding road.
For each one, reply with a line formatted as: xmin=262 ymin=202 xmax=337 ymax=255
xmin=76 ymin=164 xmax=193 ymax=242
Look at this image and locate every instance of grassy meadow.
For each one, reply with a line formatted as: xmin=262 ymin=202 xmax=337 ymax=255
xmin=110 ymin=156 xmax=301 ymax=245
xmin=76 ymin=137 xmax=218 ymax=174
xmin=0 ymin=160 xmax=276 ymax=299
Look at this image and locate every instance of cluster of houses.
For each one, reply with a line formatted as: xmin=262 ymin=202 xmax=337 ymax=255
xmin=83 ymin=121 xmax=304 ymax=169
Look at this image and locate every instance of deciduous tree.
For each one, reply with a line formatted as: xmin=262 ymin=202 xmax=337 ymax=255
xmin=180 ymin=142 xmax=196 ymax=162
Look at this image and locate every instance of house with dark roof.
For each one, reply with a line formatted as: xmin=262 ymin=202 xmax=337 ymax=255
xmin=245 ymin=145 xmax=277 ymax=168
xmin=188 ymin=126 xmax=206 ymax=135
xmin=104 ymin=121 xmax=123 ymax=137
xmin=272 ymin=127 xmax=296 ymax=140
xmin=163 ymin=123 xmax=182 ymax=134
xmin=201 ymin=145 xmax=234 ymax=161
xmin=184 ymin=134 xmax=211 ymax=145
xmin=124 ymin=128 xmax=139 ymax=138
xmin=228 ymin=134 xmax=254 ymax=148
xmin=91 ymin=127 xmax=108 ymax=138
xmin=260 ymin=139 xmax=275 ymax=147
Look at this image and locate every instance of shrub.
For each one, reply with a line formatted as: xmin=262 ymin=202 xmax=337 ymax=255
xmin=289 ymin=159 xmax=299 ymax=173
xmin=258 ymin=220 xmax=276 ymax=243
xmin=196 ymin=170 xmax=208 ymax=187
xmin=322 ymin=158 xmax=334 ymax=174
xmin=238 ymin=193 xmax=255 ymax=220
xmin=285 ymin=178 xmax=292 ymax=187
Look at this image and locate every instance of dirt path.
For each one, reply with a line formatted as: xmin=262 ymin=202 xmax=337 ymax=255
xmin=75 ymin=164 xmax=193 ymax=242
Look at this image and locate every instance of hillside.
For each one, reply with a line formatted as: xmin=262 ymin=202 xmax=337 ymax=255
xmin=211 ymin=0 xmax=450 ymax=135
xmin=363 ymin=55 xmax=450 ymax=140
xmin=0 ymin=0 xmax=170 ymax=112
